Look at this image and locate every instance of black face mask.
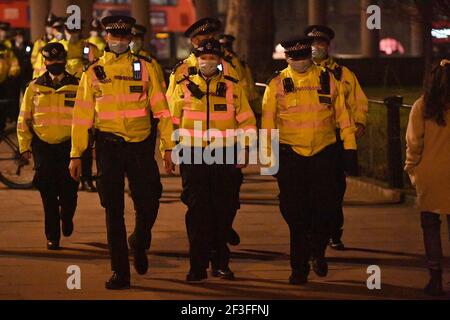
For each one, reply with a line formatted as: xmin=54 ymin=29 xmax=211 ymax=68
xmin=46 ymin=63 xmax=66 ymax=76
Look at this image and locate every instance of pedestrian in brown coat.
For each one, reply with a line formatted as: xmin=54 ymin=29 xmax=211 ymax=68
xmin=405 ymin=59 xmax=450 ymax=297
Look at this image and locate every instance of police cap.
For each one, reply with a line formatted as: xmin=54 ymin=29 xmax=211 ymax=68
xmin=281 ymin=36 xmax=313 ymax=59
xmin=304 ymin=25 xmax=335 ymax=43
xmin=184 ymin=17 xmax=222 ymax=38
xmin=41 ymin=42 xmax=67 ymax=61
xmin=101 ymin=15 xmax=136 ymax=36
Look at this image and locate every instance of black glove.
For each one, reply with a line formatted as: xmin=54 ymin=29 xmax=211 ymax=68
xmin=343 ymin=150 xmax=359 ymax=177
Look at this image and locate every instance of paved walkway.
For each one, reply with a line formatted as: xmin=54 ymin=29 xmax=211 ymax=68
xmin=0 ymin=171 xmax=449 ymax=300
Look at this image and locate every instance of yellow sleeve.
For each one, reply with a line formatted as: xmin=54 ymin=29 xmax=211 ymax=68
xmin=146 ymin=62 xmax=175 ymax=156
xmin=261 ymin=80 xmax=278 ymax=131
xmin=31 ymin=40 xmax=42 ymax=66
xmin=168 ymin=82 xmax=185 ymax=129
xmin=17 ymin=84 xmax=34 ymax=154
xmin=333 ymin=80 xmax=357 ymax=150
xmin=234 ymin=84 xmax=257 ymax=149
xmin=71 ymin=71 xmax=94 ymax=158
xmin=343 ymin=67 xmax=368 ymax=126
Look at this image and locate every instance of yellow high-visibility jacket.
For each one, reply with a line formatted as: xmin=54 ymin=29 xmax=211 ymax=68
xmin=169 ymin=72 xmax=257 ymax=148
xmin=71 ymin=49 xmax=175 ymax=158
xmin=166 ymin=53 xmax=241 ymax=104
xmin=316 ymin=57 xmax=368 ymax=126
xmin=0 ymin=42 xmax=20 ymax=83
xmin=132 ymin=48 xmax=166 ymax=90
xmin=262 ymin=64 xmax=356 ymax=158
xmin=17 ymin=72 xmax=79 ymax=153
xmin=87 ymin=36 xmax=106 ymax=53
xmin=31 ymin=38 xmax=48 ymax=79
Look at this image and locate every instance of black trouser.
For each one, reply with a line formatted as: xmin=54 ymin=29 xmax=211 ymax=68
xmin=95 ymin=132 xmax=162 ymax=277
xmin=31 ymin=137 xmax=78 ymax=242
xmin=331 ymin=131 xmax=347 ymax=243
xmin=276 ymin=143 xmax=340 ymax=274
xmin=181 ymin=148 xmax=236 ymax=274
xmin=421 ymin=212 xmax=450 ymax=271
xmin=81 ymin=146 xmax=94 ymax=180
xmin=210 ymin=167 xmax=243 ymax=270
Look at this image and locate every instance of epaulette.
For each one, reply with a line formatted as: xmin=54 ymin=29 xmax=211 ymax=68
xmin=224 ymin=75 xmax=239 ymax=84
xmin=266 ymin=71 xmax=281 ymax=85
xmin=83 ymin=58 xmax=99 ymax=72
xmin=176 ymin=74 xmax=192 ymax=85
xmin=132 ymin=53 xmax=152 ymax=63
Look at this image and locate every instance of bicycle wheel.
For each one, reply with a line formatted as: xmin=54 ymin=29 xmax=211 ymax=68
xmin=0 ymin=126 xmax=34 ymax=189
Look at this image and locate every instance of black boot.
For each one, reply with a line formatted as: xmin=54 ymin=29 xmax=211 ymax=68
xmin=420 ymin=212 xmax=445 ymax=296
xmin=47 ymin=240 xmax=60 ymax=250
xmin=105 ymin=272 xmax=130 ymax=290
xmin=228 ymin=228 xmax=240 ymax=246
xmin=289 ymin=263 xmax=310 ymax=285
xmin=329 ymin=229 xmax=345 ymax=250
xmin=424 ymin=269 xmax=445 ymax=296
xmin=61 ymin=219 xmax=74 ymax=237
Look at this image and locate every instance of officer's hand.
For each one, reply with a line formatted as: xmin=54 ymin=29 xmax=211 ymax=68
xmin=356 ymin=123 xmax=365 ymax=138
xmin=21 ymin=151 xmax=31 ymax=161
xmin=164 ymin=150 xmax=175 ymax=175
xmin=69 ymin=159 xmax=82 ymax=181
xmin=236 ymin=149 xmax=249 ymax=169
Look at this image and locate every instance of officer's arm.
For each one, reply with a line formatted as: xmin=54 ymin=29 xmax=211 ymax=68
xmin=341 ymin=67 xmax=368 ymax=127
xmin=16 ymin=84 xmax=34 ymax=154
xmin=332 ymin=80 xmax=357 ymax=150
xmin=235 ymin=84 xmax=257 ymax=149
xmin=147 ymin=63 xmax=175 ymax=156
xmin=30 ymin=42 xmax=40 ymax=65
xmin=71 ymin=71 xmax=95 ymax=159
xmin=261 ymin=79 xmax=279 ymax=167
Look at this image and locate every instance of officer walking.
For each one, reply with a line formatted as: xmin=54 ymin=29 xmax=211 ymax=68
xmin=69 ymin=15 xmax=175 ymax=290
xmin=169 ymin=39 xmax=256 ymax=283
xmin=262 ymin=36 xmax=357 ymax=285
xmin=166 ymin=17 xmax=241 ymax=100
xmin=17 ymin=43 xmax=79 ymax=250
xmin=305 ymin=25 xmax=368 ymax=250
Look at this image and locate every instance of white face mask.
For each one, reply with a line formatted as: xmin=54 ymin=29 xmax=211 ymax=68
xmin=288 ymin=58 xmax=312 ymax=73
xmin=54 ymin=32 xmax=64 ymax=41
xmin=130 ymin=40 xmax=143 ymax=52
xmin=109 ymin=40 xmax=129 ymax=54
xmin=198 ymin=58 xmax=219 ymax=77
xmin=312 ymin=46 xmax=328 ymax=60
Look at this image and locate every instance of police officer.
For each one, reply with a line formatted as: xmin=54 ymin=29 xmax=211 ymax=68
xmin=169 ymin=39 xmax=256 ymax=283
xmin=31 ymin=13 xmax=56 ymax=79
xmin=166 ymin=17 xmax=241 ymax=100
xmin=69 ymin=15 xmax=175 ymax=290
xmin=262 ymin=36 xmax=357 ymax=285
xmin=305 ymin=25 xmax=368 ymax=250
xmin=17 ymin=43 xmax=79 ymax=250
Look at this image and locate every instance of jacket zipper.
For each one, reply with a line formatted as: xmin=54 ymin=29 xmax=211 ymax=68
xmin=206 ymin=79 xmax=211 ymax=141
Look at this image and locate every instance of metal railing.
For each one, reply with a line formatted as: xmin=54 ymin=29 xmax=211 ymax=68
xmin=367 ymin=96 xmax=412 ymax=189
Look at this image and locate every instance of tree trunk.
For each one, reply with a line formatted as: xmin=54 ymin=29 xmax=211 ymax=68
xmin=225 ymin=0 xmax=275 ymax=81
xmin=194 ymin=0 xmax=218 ymax=19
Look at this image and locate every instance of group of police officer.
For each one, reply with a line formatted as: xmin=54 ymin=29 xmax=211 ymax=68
xmin=10 ymin=13 xmax=367 ymax=290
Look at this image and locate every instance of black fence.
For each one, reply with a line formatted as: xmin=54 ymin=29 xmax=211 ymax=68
xmin=359 ymin=96 xmax=413 ymax=189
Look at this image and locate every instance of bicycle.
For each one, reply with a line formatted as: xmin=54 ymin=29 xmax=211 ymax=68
xmin=0 ymin=99 xmax=34 ymax=189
